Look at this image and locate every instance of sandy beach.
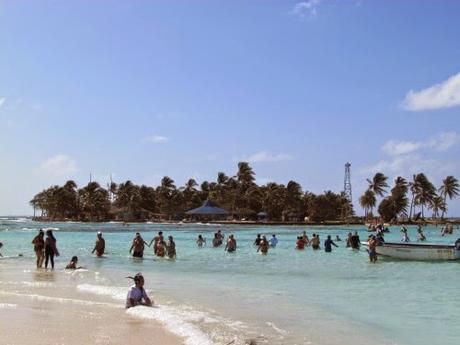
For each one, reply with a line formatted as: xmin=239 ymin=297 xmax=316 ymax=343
xmin=0 ymin=260 xmax=182 ymax=345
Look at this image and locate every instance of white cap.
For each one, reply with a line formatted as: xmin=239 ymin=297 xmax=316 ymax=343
xmin=97 ymin=231 xmax=102 ymax=235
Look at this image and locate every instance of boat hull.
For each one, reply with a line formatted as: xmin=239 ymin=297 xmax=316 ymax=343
xmin=362 ymin=242 xmax=460 ymax=261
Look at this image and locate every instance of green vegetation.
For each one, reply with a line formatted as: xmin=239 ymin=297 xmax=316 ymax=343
xmin=30 ymin=162 xmax=353 ymax=222
xmin=360 ymin=173 xmax=459 ymax=222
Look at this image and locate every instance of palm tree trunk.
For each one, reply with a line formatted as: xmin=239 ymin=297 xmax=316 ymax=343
xmin=409 ymin=195 xmax=415 ymax=221
xmin=440 ymin=194 xmax=447 ymax=220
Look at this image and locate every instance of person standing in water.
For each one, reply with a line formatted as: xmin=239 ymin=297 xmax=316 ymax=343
xmin=310 ymin=234 xmax=320 ymax=250
xmin=31 ymin=229 xmax=45 ymax=268
xmin=301 ymin=231 xmax=309 ymax=246
xmin=368 ymin=235 xmax=378 ymax=263
xmin=350 ymin=231 xmax=360 ymax=250
xmin=269 ymin=234 xmax=278 ymax=247
xmin=0 ymin=241 xmax=3 ymax=257
xmin=44 ymin=229 xmax=59 ymax=269
xmin=166 ymin=236 xmax=176 ymax=259
xmin=324 ymin=235 xmax=338 ymax=253
xmin=149 ymin=231 xmax=163 ymax=255
xmin=253 ymin=234 xmax=262 ymax=246
xmin=296 ymin=236 xmax=305 ymax=250
xmin=130 ymin=233 xmax=148 ymax=258
xmin=92 ymin=231 xmax=105 ymax=257
xmin=417 ymin=227 xmax=426 ymax=241
xmin=196 ymin=234 xmax=206 ymax=247
xmin=225 ymin=234 xmax=237 ymax=252
xmin=126 ymin=273 xmax=152 ymax=308
xmin=216 ymin=230 xmax=224 ymax=245
xmin=257 ymin=235 xmax=269 ymax=255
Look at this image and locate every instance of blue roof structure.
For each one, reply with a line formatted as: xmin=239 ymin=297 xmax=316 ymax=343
xmin=186 ymin=200 xmax=229 ymax=215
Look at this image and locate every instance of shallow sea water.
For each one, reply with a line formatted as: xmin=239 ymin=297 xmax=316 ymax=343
xmin=1 ymin=219 xmax=459 ymax=345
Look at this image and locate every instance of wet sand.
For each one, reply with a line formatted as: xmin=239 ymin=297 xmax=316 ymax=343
xmin=0 ymin=260 xmax=182 ymax=345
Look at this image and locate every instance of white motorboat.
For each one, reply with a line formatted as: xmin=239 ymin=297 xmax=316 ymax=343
xmin=361 ymin=241 xmax=460 ymax=261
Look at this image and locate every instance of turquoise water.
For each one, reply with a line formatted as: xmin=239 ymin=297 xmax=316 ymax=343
xmin=1 ymin=218 xmax=459 ymax=345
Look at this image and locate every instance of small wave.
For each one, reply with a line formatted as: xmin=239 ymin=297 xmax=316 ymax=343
xmin=0 ymin=291 xmax=120 ymax=308
xmin=78 ymin=284 xmax=215 ymax=345
xmin=127 ymin=306 xmax=215 ymax=345
xmin=266 ymin=321 xmax=288 ymax=336
xmin=21 ymin=227 xmax=38 ymax=232
xmin=43 ymin=227 xmax=60 ymax=231
xmin=0 ymin=303 xmax=17 ymax=309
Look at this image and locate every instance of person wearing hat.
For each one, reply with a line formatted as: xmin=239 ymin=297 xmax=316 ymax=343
xmin=92 ymin=231 xmax=105 ymax=257
xmin=126 ymin=273 xmax=152 ymax=308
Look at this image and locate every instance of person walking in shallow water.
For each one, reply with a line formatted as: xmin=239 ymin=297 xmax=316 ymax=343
xmin=44 ymin=229 xmax=59 ymax=269
xmin=324 ymin=235 xmax=338 ymax=253
xmin=92 ymin=231 xmax=105 ymax=257
xmin=225 ymin=234 xmax=237 ymax=252
xmin=130 ymin=233 xmax=148 ymax=258
xmin=31 ymin=229 xmax=45 ymax=268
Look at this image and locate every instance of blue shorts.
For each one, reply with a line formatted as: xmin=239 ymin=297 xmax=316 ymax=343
xmin=369 ymin=250 xmax=377 ymax=258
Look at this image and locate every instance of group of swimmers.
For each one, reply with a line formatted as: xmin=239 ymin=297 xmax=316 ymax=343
xmin=129 ymin=231 xmax=176 ymax=259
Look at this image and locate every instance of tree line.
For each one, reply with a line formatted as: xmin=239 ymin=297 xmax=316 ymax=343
xmin=359 ymin=173 xmax=459 ymax=222
xmin=30 ymin=162 xmax=353 ymax=222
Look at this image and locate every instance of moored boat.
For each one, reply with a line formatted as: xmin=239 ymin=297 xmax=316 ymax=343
xmin=361 ymin=241 xmax=460 ymax=261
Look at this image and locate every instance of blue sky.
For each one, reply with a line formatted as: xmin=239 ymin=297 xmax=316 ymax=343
xmin=1 ymin=0 xmax=460 ymax=216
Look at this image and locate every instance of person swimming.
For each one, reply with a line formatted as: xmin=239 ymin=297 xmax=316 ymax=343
xmin=335 ymin=235 xmax=342 ymax=242
xmin=65 ymin=256 xmax=82 ymax=269
xmin=225 ymin=234 xmax=237 ymax=252
xmin=125 ymin=273 xmax=153 ymax=308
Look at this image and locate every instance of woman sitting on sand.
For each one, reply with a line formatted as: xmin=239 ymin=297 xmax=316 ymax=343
xmin=166 ymin=236 xmax=176 ymax=259
xmin=126 ymin=273 xmax=152 ymax=308
xmin=31 ymin=229 xmax=45 ymax=268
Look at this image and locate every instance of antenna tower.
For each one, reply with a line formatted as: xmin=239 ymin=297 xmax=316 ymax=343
xmin=344 ymin=162 xmax=352 ymax=203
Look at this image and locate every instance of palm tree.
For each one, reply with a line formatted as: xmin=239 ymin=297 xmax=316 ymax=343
xmin=429 ymin=195 xmax=447 ymax=219
xmin=413 ymin=173 xmax=436 ymax=219
xmin=367 ymin=172 xmax=388 ymax=197
xmin=439 ymin=176 xmax=459 ymax=219
xmin=359 ymin=189 xmax=376 ymax=219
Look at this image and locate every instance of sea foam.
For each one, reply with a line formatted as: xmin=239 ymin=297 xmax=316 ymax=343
xmin=77 ymin=284 xmax=216 ymax=345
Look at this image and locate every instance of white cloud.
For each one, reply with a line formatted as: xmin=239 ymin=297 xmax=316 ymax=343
xmin=292 ymin=0 xmax=321 ymax=19
xmin=38 ymin=155 xmax=77 ymax=177
xmin=243 ymin=151 xmax=293 ymax=163
xmin=381 ymin=132 xmax=459 ymax=156
xmin=382 ymin=140 xmax=422 ymax=156
xmin=401 ymin=72 xmax=460 ymax=111
xmin=143 ymin=135 xmax=169 ymax=144
xmin=0 ymin=97 xmax=5 ymax=109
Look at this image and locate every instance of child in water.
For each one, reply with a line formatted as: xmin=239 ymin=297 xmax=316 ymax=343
xmin=66 ymin=256 xmax=82 ymax=269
